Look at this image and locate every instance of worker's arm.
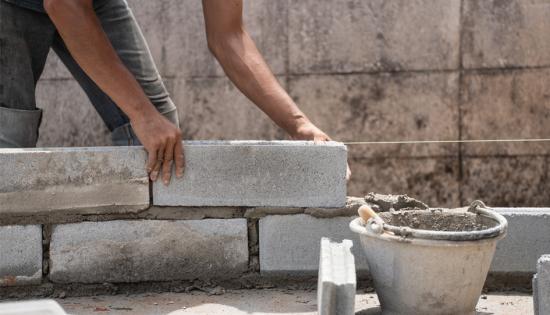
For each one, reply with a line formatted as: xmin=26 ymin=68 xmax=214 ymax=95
xmin=44 ymin=0 xmax=184 ymax=185
xmin=202 ymin=0 xmax=330 ymax=141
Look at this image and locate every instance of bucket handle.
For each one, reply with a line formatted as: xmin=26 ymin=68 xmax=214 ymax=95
xmin=367 ymin=200 xmax=508 ymax=241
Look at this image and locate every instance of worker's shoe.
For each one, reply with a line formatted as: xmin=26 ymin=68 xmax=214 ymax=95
xmin=0 ymin=106 xmax=42 ymax=148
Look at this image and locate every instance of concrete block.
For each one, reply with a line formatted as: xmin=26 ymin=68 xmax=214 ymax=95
xmin=491 ymin=209 xmax=550 ymax=273
xmin=0 ymin=300 xmax=67 ymax=315
xmin=35 ymin=79 xmax=111 ymax=147
xmin=288 ymin=73 xmax=459 ymax=159
xmin=348 ymin=157 xmax=460 ymax=208
xmin=289 ymin=0 xmax=460 ymax=74
xmin=462 ymin=0 xmax=550 ymax=69
xmin=461 ymin=157 xmax=550 ymax=207
xmin=259 ymin=214 xmax=367 ymax=274
xmin=534 ymin=255 xmax=550 ymax=315
xmin=49 ymin=219 xmax=248 ymax=283
xmin=0 ymin=225 xmax=42 ymax=286
xmin=153 ymin=141 xmax=347 ymax=208
xmin=318 ymin=238 xmax=356 ymax=315
xmin=161 ymin=0 xmax=287 ymax=77
xmin=461 ymin=70 xmax=550 ymax=156
xmin=171 ymin=78 xmax=286 ymax=141
xmin=0 ymin=147 xmax=149 ymax=215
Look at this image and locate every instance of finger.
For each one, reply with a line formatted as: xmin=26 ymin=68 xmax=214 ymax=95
xmin=346 ymin=164 xmax=352 ymax=181
xmin=162 ymin=138 xmax=176 ymax=185
xmin=150 ymin=146 xmax=165 ymax=182
xmin=174 ymin=139 xmax=185 ymax=178
xmin=146 ymin=149 xmax=158 ymax=174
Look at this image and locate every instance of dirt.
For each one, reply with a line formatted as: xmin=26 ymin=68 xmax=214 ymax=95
xmin=365 ymin=192 xmax=429 ymax=212
xmin=380 ymin=209 xmax=497 ymax=232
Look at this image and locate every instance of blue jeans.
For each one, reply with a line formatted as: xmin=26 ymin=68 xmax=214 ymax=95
xmin=0 ymin=0 xmax=179 ymax=147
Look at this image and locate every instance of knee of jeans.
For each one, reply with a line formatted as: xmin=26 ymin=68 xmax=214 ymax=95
xmin=111 ymin=123 xmax=141 ymax=146
xmin=0 ymin=106 xmax=42 ymax=148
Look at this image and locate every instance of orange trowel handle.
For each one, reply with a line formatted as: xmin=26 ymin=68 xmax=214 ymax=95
xmin=358 ymin=205 xmax=379 ymax=223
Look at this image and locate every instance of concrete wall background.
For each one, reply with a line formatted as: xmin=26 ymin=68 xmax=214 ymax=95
xmin=36 ymin=0 xmax=550 ymax=208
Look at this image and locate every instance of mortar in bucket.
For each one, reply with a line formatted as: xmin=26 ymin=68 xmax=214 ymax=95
xmin=350 ymin=200 xmax=507 ymax=315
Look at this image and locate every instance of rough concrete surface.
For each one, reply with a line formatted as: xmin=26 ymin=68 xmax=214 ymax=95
xmin=49 ymin=219 xmax=248 ymax=283
xmin=259 ymin=214 xmax=368 ymax=274
xmin=0 ymin=147 xmax=149 ymax=215
xmin=153 ymin=141 xmax=348 ymax=208
xmin=534 ymin=255 xmax=550 ymax=315
xmin=54 ymin=290 xmax=533 ymax=315
xmin=347 ymin=157 xmax=460 ymax=208
xmin=462 ymin=0 xmax=550 ymax=69
xmin=491 ymin=209 xmax=550 ymax=273
xmin=461 ymin=70 xmax=550 ymax=156
xmin=461 ymin=157 xmax=550 ymax=207
xmin=317 ymin=238 xmax=355 ymax=315
xmin=0 ymin=225 xmax=42 ymax=286
xmin=289 ymin=0 xmax=461 ymax=73
xmin=289 ymin=73 xmax=459 ymax=159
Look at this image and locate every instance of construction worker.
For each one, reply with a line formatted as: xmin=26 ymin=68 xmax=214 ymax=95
xmin=0 ymin=0 xmax=337 ymax=184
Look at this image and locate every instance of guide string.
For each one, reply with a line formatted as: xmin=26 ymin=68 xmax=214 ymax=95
xmin=343 ymin=138 xmax=550 ymax=145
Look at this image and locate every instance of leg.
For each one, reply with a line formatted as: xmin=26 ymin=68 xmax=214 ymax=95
xmin=51 ymin=0 xmax=179 ymax=146
xmin=0 ymin=2 xmax=55 ymax=147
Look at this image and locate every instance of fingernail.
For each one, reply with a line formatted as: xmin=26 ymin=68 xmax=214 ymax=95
xmin=164 ymin=179 xmax=169 ymax=186
xmin=151 ymin=171 xmax=158 ymax=181
xmin=176 ymin=171 xmax=183 ymax=178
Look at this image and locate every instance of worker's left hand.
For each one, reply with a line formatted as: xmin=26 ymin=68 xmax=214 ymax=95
xmin=290 ymin=121 xmax=352 ymax=180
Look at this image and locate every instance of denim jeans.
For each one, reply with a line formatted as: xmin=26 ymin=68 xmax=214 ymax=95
xmin=0 ymin=0 xmax=179 ymax=147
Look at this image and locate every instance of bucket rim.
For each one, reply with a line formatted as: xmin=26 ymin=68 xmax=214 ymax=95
xmin=350 ymin=201 xmax=508 ymax=242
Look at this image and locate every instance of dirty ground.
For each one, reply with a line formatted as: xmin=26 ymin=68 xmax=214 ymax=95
xmin=54 ymin=289 xmax=532 ymax=315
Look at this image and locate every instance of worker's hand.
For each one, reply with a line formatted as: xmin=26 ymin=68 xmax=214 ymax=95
xmin=130 ymin=112 xmax=185 ymax=185
xmin=290 ymin=121 xmax=352 ymax=180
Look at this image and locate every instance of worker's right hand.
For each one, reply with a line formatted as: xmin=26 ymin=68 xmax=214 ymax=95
xmin=130 ymin=111 xmax=185 ymax=185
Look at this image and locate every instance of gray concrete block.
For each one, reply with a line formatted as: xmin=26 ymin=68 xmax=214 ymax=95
xmin=462 ymin=0 xmax=550 ymax=69
xmin=461 ymin=70 xmax=550 ymax=156
xmin=0 ymin=225 xmax=42 ymax=286
xmin=288 ymin=73 xmax=459 ymax=159
xmin=0 ymin=147 xmax=149 ymax=215
xmin=491 ymin=209 xmax=550 ymax=273
xmin=534 ymin=255 xmax=550 ymax=315
xmin=49 ymin=219 xmax=248 ymax=283
xmin=318 ymin=238 xmax=356 ymax=315
xmin=0 ymin=300 xmax=67 ymax=315
xmin=35 ymin=79 xmax=111 ymax=147
xmin=259 ymin=214 xmax=367 ymax=274
xmin=289 ymin=0 xmax=461 ymax=74
xmin=153 ymin=141 xmax=347 ymax=208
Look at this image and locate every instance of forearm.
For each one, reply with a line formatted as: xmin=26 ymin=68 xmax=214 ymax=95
xmin=44 ymin=0 xmax=156 ymax=121
xmin=209 ymin=30 xmax=310 ymax=136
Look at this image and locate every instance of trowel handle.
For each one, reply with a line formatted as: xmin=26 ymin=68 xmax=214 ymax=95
xmin=358 ymin=205 xmax=380 ymax=223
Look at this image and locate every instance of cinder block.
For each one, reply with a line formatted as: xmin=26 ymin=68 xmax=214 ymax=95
xmin=461 ymin=70 xmax=550 ymax=156
xmin=0 ymin=225 xmax=42 ymax=286
xmin=49 ymin=219 xmax=248 ymax=283
xmin=0 ymin=147 xmax=149 ymax=215
xmin=36 ymin=80 xmax=111 ymax=147
xmin=153 ymin=141 xmax=348 ymax=208
xmin=462 ymin=0 xmax=550 ymax=69
xmin=0 ymin=300 xmax=67 ymax=315
xmin=534 ymin=255 xmax=550 ymax=315
xmin=288 ymin=73 xmax=459 ymax=159
xmin=491 ymin=209 xmax=550 ymax=273
xmin=348 ymin=157 xmax=460 ymax=208
xmin=461 ymin=157 xmax=550 ymax=207
xmin=318 ymin=238 xmax=356 ymax=315
xmin=259 ymin=214 xmax=367 ymax=274
xmin=289 ymin=0 xmax=461 ymax=74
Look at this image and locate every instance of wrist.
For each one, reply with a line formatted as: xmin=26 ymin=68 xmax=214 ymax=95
xmin=287 ymin=115 xmax=311 ymax=137
xmin=127 ymin=101 xmax=158 ymax=123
